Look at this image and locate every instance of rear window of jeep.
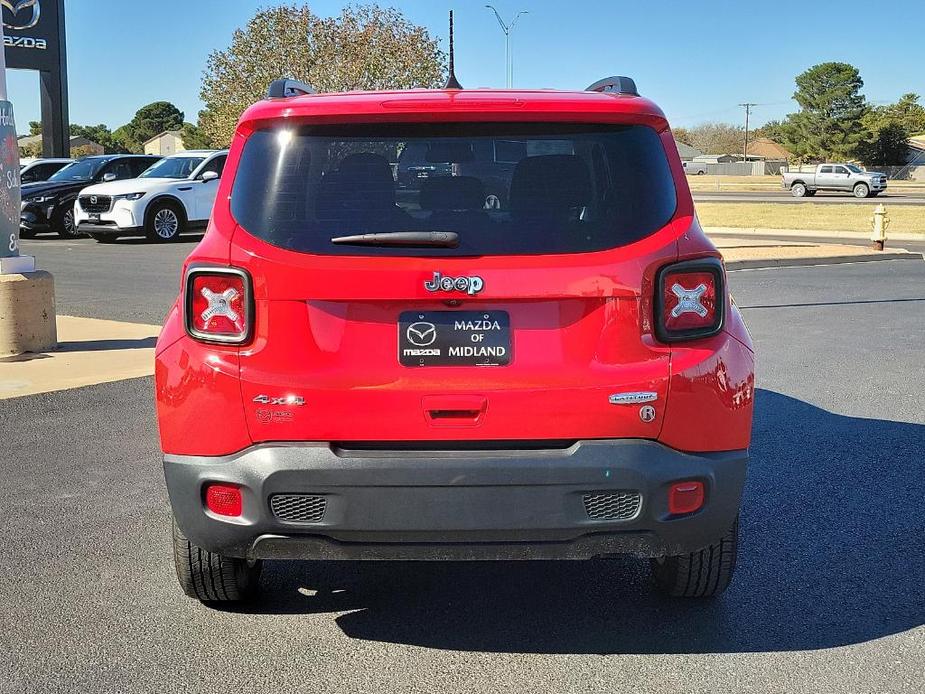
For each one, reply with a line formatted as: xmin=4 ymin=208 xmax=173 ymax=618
xmin=230 ymin=122 xmax=677 ymax=256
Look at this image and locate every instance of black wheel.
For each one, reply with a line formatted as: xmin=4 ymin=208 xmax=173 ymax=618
xmin=790 ymin=183 xmax=807 ymax=198
xmin=853 ymin=183 xmax=870 ymax=199
xmin=696 ymin=170 xmax=706 ymax=175
xmin=651 ymin=517 xmax=738 ymax=598
xmin=89 ymin=233 xmax=119 ymax=244
xmin=146 ymin=201 xmax=185 ymax=242
xmin=54 ymin=205 xmax=80 ymax=239
xmin=172 ymin=518 xmax=262 ymax=603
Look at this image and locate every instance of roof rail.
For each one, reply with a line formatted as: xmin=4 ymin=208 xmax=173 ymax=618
xmin=267 ymin=78 xmax=316 ymax=99
xmin=585 ymin=76 xmax=638 ymax=96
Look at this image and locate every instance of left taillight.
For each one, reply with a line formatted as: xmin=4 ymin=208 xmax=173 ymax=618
xmin=655 ymin=258 xmax=725 ymax=342
xmin=184 ymin=266 xmax=253 ymax=344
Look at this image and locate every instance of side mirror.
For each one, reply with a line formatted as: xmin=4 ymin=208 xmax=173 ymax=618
xmin=102 ymin=172 xmax=117 ymax=182
xmin=200 ymin=170 xmax=219 ymax=182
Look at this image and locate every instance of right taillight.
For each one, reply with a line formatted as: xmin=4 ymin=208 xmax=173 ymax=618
xmin=655 ymin=258 xmax=725 ymax=342
xmin=184 ymin=266 xmax=253 ymax=344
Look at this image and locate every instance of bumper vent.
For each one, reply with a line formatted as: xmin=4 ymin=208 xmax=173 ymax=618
xmin=582 ymin=492 xmax=642 ymax=521
xmin=269 ymin=494 xmax=327 ymax=523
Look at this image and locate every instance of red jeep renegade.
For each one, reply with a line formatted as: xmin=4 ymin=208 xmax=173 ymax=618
xmin=155 ymin=76 xmax=755 ymax=603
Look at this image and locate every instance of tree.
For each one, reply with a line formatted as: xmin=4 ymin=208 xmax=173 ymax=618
xmin=180 ymin=121 xmax=212 ymax=150
xmin=680 ymin=122 xmax=745 ymax=155
xmin=28 ymin=121 xmax=42 ymax=136
xmin=70 ymin=123 xmax=128 ymax=154
xmin=863 ymin=93 xmax=925 ymax=135
xmin=855 ymin=122 xmax=909 ymax=166
xmin=117 ymin=101 xmax=185 ymax=152
xmin=20 ymin=141 xmax=42 ymax=158
xmin=785 ymin=62 xmax=868 ymax=160
xmin=672 ymin=127 xmax=692 ymax=146
xmin=199 ymin=4 xmax=445 ymax=146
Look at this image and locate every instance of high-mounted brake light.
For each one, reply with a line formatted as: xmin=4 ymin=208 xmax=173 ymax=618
xmin=184 ymin=267 xmax=253 ymax=344
xmin=655 ymin=258 xmax=725 ymax=342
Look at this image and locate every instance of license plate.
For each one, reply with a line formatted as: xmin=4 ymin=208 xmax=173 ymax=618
xmin=399 ymin=311 xmax=511 ymax=367
xmin=89 ymin=213 xmax=100 ymax=221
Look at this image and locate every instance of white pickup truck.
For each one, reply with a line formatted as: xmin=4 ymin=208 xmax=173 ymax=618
xmin=781 ymin=163 xmax=887 ymax=198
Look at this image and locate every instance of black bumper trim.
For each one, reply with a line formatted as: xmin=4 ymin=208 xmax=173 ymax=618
xmin=164 ymin=440 xmax=748 ymax=560
xmin=77 ymin=224 xmax=143 ymax=236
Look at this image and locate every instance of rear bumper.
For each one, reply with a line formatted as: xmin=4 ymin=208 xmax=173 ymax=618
xmin=164 ymin=440 xmax=747 ymax=560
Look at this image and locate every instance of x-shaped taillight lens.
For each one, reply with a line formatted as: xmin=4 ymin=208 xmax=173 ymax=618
xmin=185 ymin=268 xmax=252 ymax=343
xmin=657 ymin=260 xmax=724 ymax=342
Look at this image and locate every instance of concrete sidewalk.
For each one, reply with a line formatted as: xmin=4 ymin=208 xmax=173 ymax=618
xmin=710 ymin=233 xmax=923 ymax=270
xmin=705 ymin=225 xmax=924 ymax=242
xmin=0 ymin=315 xmax=159 ymax=399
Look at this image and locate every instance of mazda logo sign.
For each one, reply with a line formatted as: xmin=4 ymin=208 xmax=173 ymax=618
xmin=89 ymin=196 xmax=97 ymax=204
xmin=2 ymin=0 xmax=41 ymax=31
xmin=406 ymin=322 xmax=437 ymax=347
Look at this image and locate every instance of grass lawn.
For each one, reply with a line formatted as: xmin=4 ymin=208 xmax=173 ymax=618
xmin=696 ymin=202 xmax=925 ymax=234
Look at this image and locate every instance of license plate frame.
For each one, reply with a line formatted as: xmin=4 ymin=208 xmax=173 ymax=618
xmin=399 ymin=310 xmax=511 ymax=367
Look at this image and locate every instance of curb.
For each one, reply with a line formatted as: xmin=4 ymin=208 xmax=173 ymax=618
xmin=705 ymin=226 xmax=924 ymax=242
xmin=725 ymin=251 xmax=923 ymax=271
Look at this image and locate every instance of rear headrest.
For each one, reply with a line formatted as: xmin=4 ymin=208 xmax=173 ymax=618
xmin=316 ymin=152 xmax=396 ymax=216
xmin=419 ymin=176 xmax=485 ymax=211
xmin=509 ymin=155 xmax=591 ymax=214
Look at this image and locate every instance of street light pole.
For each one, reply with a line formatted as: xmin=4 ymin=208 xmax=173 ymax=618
xmin=485 ymin=6 xmax=528 ymax=88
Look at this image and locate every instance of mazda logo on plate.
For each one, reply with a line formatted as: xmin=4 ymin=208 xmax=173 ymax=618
xmin=406 ymin=322 xmax=437 ymax=347
xmin=2 ymin=0 xmax=41 ymax=31
xmin=90 ymin=195 xmax=97 ymax=204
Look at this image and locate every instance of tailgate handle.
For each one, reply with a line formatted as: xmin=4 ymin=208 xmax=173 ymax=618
xmin=422 ymin=395 xmax=487 ymax=427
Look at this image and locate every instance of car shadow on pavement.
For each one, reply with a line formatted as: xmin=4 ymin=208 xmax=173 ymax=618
xmin=55 ymin=336 xmax=158 ymax=352
xmin=235 ymin=388 xmax=925 ymax=654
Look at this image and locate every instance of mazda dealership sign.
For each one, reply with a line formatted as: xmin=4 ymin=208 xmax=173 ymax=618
xmin=2 ymin=0 xmax=68 ymax=157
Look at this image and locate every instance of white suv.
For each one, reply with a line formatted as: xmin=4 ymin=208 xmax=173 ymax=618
xmin=75 ymin=150 xmax=228 ymax=242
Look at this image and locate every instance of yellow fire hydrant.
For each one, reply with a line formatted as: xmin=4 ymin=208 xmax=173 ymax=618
xmin=870 ymin=203 xmax=890 ymax=250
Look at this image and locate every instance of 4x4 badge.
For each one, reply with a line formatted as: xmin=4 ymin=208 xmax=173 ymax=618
xmin=424 ymin=271 xmax=484 ymax=296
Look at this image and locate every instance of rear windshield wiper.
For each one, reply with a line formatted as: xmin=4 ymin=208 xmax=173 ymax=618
xmin=330 ymin=231 xmax=459 ymax=248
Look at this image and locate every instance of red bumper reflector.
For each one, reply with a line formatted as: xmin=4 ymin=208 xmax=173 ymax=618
xmin=205 ymin=483 xmax=242 ymax=517
xmin=668 ymin=481 xmax=704 ymax=515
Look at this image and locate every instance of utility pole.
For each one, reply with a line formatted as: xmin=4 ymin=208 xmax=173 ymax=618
xmin=739 ymin=103 xmax=757 ymax=162
xmin=485 ymin=5 xmax=528 ymax=88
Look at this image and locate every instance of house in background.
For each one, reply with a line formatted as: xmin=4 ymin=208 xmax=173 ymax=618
xmin=143 ymin=130 xmax=186 ymax=156
xmin=674 ymin=140 xmax=703 ymax=161
xmin=746 ymin=137 xmax=792 ymax=161
xmin=18 ymin=134 xmax=104 ymax=158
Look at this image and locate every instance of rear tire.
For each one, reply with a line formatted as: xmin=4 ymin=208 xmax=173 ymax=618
xmin=651 ymin=517 xmax=738 ymax=598
xmin=853 ymin=183 xmax=870 ymax=199
xmin=791 ymin=183 xmax=807 ymax=198
xmin=172 ymin=518 xmax=262 ymax=603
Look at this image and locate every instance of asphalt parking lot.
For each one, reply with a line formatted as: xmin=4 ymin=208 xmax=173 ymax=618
xmin=1 ymin=238 xmax=923 ymax=693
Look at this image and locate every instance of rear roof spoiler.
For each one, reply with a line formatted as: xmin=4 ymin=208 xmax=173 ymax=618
xmin=585 ymin=76 xmax=638 ymax=96
xmin=267 ymin=78 xmax=316 ymax=99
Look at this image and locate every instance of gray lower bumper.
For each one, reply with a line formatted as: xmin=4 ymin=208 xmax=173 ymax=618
xmin=164 ymin=440 xmax=747 ymax=561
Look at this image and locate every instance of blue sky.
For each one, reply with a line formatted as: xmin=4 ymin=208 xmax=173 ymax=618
xmin=7 ymin=0 xmax=925 ymax=135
